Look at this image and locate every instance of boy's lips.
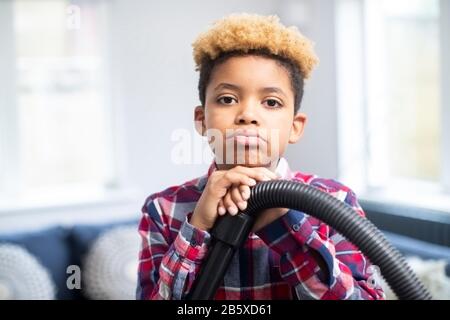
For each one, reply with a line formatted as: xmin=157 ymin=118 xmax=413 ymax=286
xmin=225 ymin=129 xmax=267 ymax=147
xmin=225 ymin=129 xmax=267 ymax=142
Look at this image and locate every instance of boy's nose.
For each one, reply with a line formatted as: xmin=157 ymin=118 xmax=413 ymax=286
xmin=237 ymin=116 xmax=258 ymax=125
xmin=235 ymin=104 xmax=259 ymax=125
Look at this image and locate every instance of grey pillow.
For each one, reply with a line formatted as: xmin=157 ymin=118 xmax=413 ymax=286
xmin=0 ymin=243 xmax=56 ymax=300
xmin=82 ymin=226 xmax=140 ymax=300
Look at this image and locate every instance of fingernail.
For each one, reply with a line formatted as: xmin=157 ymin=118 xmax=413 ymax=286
xmin=237 ymin=201 xmax=247 ymax=210
xmin=228 ymin=206 xmax=238 ymax=215
xmin=218 ymin=207 xmax=226 ymax=215
xmin=241 ymin=191 xmax=249 ymax=200
xmin=248 ymin=179 xmax=257 ymax=186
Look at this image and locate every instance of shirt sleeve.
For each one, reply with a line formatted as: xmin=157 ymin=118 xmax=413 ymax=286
xmin=136 ymin=197 xmax=210 ymax=300
xmin=255 ymin=188 xmax=386 ymax=300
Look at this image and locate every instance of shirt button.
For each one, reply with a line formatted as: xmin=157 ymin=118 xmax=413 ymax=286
xmin=292 ymin=224 xmax=300 ymax=232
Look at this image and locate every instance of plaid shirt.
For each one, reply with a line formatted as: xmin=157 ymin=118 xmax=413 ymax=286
xmin=137 ymin=158 xmax=385 ymax=300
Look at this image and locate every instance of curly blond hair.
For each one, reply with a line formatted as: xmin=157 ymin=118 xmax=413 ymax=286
xmin=192 ymin=13 xmax=319 ymax=79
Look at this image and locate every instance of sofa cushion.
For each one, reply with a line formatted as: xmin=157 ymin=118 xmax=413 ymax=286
xmin=0 ymin=243 xmax=56 ymax=299
xmin=68 ymin=219 xmax=139 ymax=299
xmin=382 ymin=230 xmax=450 ymax=276
xmin=82 ymin=225 xmax=140 ymax=300
xmin=0 ymin=226 xmax=73 ymax=299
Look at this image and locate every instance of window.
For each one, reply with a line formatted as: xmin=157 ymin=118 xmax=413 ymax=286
xmin=365 ymin=0 xmax=441 ymax=185
xmin=336 ymin=0 xmax=450 ymax=211
xmin=0 ymin=0 xmax=116 ymax=208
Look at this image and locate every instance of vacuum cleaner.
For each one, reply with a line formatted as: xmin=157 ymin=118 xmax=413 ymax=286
xmin=188 ymin=180 xmax=432 ymax=300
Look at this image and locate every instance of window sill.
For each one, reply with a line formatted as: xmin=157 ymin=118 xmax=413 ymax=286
xmin=360 ymin=182 xmax=450 ymax=215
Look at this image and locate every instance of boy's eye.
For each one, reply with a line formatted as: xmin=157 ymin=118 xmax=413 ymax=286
xmin=217 ymin=96 xmax=237 ymax=105
xmin=263 ymin=99 xmax=283 ymax=108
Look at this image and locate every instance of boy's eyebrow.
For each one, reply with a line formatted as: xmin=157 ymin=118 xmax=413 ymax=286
xmin=213 ymin=83 xmax=241 ymax=92
xmin=260 ymin=87 xmax=287 ymax=98
xmin=213 ymin=83 xmax=287 ymax=97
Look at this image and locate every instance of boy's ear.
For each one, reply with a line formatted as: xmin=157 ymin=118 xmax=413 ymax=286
xmin=288 ymin=112 xmax=307 ymax=143
xmin=194 ymin=105 xmax=206 ymax=136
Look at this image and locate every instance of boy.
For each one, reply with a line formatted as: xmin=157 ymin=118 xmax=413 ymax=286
xmin=137 ymin=13 xmax=385 ymax=300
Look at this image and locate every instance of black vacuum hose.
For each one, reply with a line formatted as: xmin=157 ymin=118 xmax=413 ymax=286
xmin=188 ymin=180 xmax=432 ymax=300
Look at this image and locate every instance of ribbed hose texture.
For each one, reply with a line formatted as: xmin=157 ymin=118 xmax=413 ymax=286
xmin=189 ymin=180 xmax=432 ymax=300
xmin=245 ymin=180 xmax=432 ymax=300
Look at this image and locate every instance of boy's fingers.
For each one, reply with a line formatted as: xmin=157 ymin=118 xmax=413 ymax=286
xmin=256 ymin=167 xmax=278 ymax=180
xmin=223 ymin=191 xmax=238 ymax=215
xmin=217 ymin=199 xmax=226 ymax=216
xmin=219 ymin=171 xmax=257 ymax=188
xmin=232 ymin=166 xmax=277 ymax=181
xmin=239 ymin=185 xmax=250 ymax=200
xmin=231 ymin=186 xmax=247 ymax=211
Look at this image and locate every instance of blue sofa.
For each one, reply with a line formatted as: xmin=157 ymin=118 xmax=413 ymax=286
xmin=0 ymin=219 xmax=139 ymax=300
xmin=0 ymin=220 xmax=448 ymax=299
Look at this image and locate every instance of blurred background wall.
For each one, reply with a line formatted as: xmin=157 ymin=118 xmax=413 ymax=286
xmin=0 ymin=0 xmax=448 ymax=231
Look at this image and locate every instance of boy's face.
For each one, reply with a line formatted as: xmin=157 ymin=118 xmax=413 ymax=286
xmin=194 ymin=55 xmax=307 ymax=171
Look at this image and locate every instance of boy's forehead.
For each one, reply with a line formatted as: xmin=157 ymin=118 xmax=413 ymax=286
xmin=209 ymin=56 xmax=292 ymax=91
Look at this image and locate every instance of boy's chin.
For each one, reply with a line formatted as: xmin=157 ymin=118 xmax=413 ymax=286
xmin=215 ymin=155 xmax=277 ymax=169
xmin=234 ymin=162 xmax=272 ymax=168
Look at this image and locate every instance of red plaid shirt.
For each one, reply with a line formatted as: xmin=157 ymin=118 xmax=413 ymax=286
xmin=137 ymin=158 xmax=385 ymax=300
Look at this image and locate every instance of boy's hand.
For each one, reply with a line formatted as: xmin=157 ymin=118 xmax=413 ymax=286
xmin=221 ymin=175 xmax=289 ymax=233
xmin=190 ymin=166 xmax=277 ymax=231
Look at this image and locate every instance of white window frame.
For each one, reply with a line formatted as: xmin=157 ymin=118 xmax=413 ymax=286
xmin=336 ymin=0 xmax=450 ymax=212
xmin=441 ymin=0 xmax=450 ymax=193
xmin=0 ymin=0 xmax=20 ymax=197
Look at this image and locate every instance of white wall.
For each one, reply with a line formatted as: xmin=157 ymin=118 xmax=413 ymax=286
xmin=113 ymin=0 xmax=339 ymax=198
xmin=110 ymin=0 xmax=280 ymax=197
xmin=0 ymin=0 xmax=339 ymax=232
xmin=280 ymin=0 xmax=339 ymax=179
